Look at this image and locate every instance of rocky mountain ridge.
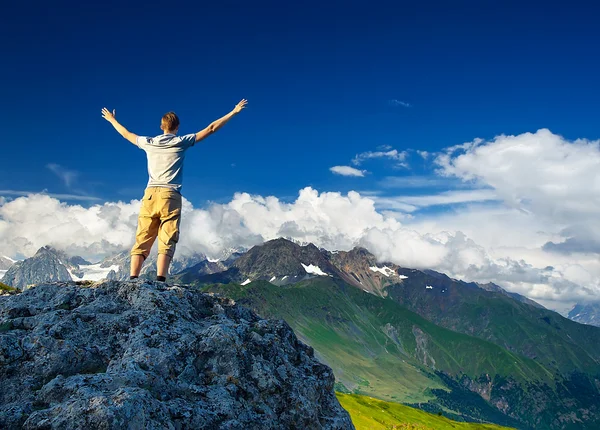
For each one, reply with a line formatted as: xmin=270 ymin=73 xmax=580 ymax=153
xmin=1 ymin=247 xmax=74 ymax=290
xmin=182 ymin=238 xmax=409 ymax=294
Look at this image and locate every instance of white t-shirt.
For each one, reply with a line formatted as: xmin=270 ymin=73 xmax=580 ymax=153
xmin=136 ymin=133 xmax=196 ymax=192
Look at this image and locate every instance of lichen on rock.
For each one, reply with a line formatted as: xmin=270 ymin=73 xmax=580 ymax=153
xmin=0 ymin=280 xmax=354 ymax=429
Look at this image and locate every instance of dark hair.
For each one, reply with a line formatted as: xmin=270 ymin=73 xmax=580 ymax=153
xmin=161 ymin=112 xmax=180 ymax=132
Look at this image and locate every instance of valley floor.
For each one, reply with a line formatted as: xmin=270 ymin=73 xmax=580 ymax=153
xmin=337 ymin=393 xmax=515 ymax=430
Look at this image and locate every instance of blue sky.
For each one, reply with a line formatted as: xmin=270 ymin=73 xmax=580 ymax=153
xmin=4 ymin=1 xmax=600 ymax=309
xmin=2 ymin=0 xmax=600 ymax=207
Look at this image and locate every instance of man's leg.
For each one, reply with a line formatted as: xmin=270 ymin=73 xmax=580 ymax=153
xmin=157 ymin=254 xmax=172 ymax=278
xmin=131 ymin=190 xmax=159 ymax=278
xmin=157 ymin=189 xmax=182 ymax=282
xmin=130 ymin=255 xmax=146 ymax=278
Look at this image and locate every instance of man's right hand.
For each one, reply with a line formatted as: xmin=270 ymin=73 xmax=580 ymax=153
xmin=233 ymin=99 xmax=248 ymax=114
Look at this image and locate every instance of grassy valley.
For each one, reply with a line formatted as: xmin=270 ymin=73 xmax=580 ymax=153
xmin=337 ymin=393 xmax=514 ymax=430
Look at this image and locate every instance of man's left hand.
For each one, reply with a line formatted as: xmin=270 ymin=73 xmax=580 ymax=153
xmin=101 ymin=107 xmax=116 ymax=122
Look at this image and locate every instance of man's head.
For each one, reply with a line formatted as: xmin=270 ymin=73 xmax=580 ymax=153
xmin=161 ymin=112 xmax=180 ymax=134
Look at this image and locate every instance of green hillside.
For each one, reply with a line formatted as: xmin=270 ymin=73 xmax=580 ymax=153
xmin=197 ymin=278 xmax=600 ymax=429
xmin=0 ymin=281 xmax=16 ymax=292
xmin=387 ymin=269 xmax=600 ymax=374
xmin=337 ymin=393 xmax=513 ymax=430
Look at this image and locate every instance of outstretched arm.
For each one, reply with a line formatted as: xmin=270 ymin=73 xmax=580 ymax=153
xmin=101 ymin=108 xmax=139 ymax=145
xmin=195 ymin=99 xmax=248 ymax=143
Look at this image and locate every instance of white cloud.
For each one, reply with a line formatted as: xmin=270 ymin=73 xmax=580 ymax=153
xmin=330 ymin=166 xmax=366 ymax=177
xmin=378 ymin=175 xmax=461 ymax=189
xmin=352 ymin=149 xmax=408 ymax=168
xmin=389 ymin=99 xmax=411 ymax=108
xmin=417 ymin=150 xmax=429 ymax=159
xmin=374 ymin=189 xmax=498 ymax=209
xmin=1 ymin=184 xmax=598 ymax=309
xmin=434 ymin=129 xmax=600 ymax=253
xmin=47 ymin=163 xmax=79 ymax=188
xmin=0 ymin=190 xmax=101 ymax=202
xmin=4 ymin=128 xmax=600 ymax=310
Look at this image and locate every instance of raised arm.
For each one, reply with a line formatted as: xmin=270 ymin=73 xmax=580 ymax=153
xmin=101 ymin=108 xmax=138 ymax=145
xmin=195 ymin=99 xmax=248 ymax=143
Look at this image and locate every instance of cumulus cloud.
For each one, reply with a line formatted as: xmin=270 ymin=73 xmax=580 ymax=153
xmin=352 ymin=149 xmax=408 ymax=168
xmin=434 ymin=129 xmax=600 ymax=251
xmin=435 ymin=129 xmax=600 ymax=220
xmin=3 ymin=129 xmax=600 ymax=309
xmin=1 ymin=183 xmax=599 ymax=308
xmin=329 ymin=166 xmax=366 ymax=177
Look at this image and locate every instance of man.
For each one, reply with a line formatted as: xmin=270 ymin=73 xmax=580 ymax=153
xmin=101 ymin=99 xmax=248 ymax=282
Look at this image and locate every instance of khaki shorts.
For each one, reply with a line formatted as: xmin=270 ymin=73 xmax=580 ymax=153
xmin=131 ymin=187 xmax=182 ymax=259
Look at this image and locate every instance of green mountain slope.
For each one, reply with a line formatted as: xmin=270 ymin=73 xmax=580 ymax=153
xmin=386 ymin=269 xmax=600 ymax=374
xmin=337 ymin=393 xmax=513 ymax=430
xmin=182 ymin=239 xmax=600 ymax=378
xmin=197 ymin=278 xmax=600 ymax=429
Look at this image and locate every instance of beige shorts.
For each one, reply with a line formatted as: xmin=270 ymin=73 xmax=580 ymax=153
xmin=131 ymin=187 xmax=182 ymax=259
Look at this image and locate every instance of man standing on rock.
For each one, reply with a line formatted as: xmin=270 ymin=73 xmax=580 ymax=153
xmin=101 ymin=99 xmax=248 ymax=282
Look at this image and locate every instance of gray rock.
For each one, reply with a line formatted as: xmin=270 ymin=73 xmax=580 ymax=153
xmin=0 ymin=256 xmax=14 ymax=271
xmin=1 ymin=247 xmax=73 ymax=290
xmin=0 ymin=280 xmax=354 ymax=430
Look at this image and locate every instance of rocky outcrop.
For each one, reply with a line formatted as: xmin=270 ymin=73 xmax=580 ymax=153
xmin=0 ymin=280 xmax=354 ymax=429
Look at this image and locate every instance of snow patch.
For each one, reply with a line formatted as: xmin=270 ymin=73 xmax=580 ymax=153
xmin=0 ymin=270 xmax=6 ymax=278
xmin=282 ymin=275 xmax=288 ymax=280
xmin=301 ymin=263 xmax=330 ymax=277
xmin=66 ymin=268 xmax=79 ymax=280
xmin=270 ymin=276 xmax=276 ymax=282
xmin=3 ymin=256 xmax=16 ymax=263
xmin=241 ymin=278 xmax=251 ymax=286
xmin=207 ymin=257 xmax=219 ymax=263
xmin=369 ymin=266 xmax=396 ymax=277
xmin=66 ymin=264 xmax=120 ymax=282
xmin=426 ymin=285 xmax=433 ymax=289
xmin=79 ymin=264 xmax=120 ymax=281
xmin=398 ymin=274 xmax=408 ymax=279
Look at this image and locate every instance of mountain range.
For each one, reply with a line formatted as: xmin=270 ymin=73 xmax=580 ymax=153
xmin=177 ymin=238 xmax=600 ymax=429
xmin=2 ymin=238 xmax=600 ymax=428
